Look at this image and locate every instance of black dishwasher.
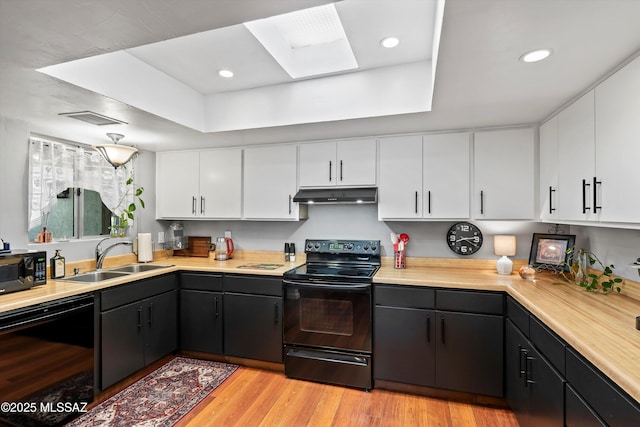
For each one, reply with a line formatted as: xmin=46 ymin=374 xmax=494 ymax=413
xmin=0 ymin=293 xmax=95 ymax=427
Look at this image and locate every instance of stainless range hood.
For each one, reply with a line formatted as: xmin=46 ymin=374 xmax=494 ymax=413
xmin=293 ymin=187 xmax=377 ymax=204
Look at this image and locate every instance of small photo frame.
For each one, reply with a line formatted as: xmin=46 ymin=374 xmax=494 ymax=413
xmin=528 ymin=233 xmax=576 ymax=271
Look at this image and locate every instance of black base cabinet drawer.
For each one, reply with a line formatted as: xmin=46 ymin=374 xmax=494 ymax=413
xmin=566 ymin=348 xmax=640 ymax=427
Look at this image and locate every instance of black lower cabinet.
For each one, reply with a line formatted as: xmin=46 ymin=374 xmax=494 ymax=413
xmin=436 ymin=311 xmax=503 ymax=396
xmin=374 ymin=305 xmax=436 ymax=386
xmin=505 ymin=319 xmax=564 ymax=427
xmin=101 ymin=289 xmax=177 ymax=389
xmin=223 ymin=275 xmax=283 ymax=363
xmin=374 ymin=285 xmax=504 ymax=397
xmin=565 ymin=384 xmax=606 ymax=427
xmin=181 ymin=290 xmax=223 ymax=354
xmin=224 ymin=292 xmax=282 ymax=362
xmin=179 ymin=272 xmax=224 ymax=354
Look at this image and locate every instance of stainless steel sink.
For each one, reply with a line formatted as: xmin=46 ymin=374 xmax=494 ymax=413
xmin=109 ymin=264 xmax=173 ymax=274
xmin=61 ymin=270 xmax=130 ymax=283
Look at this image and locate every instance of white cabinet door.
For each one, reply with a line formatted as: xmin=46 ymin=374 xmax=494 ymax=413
xmin=299 ymin=139 xmax=376 ymax=187
xmin=243 ymin=145 xmax=302 ymax=220
xmin=539 ymin=116 xmax=559 ymax=221
xmin=156 ymin=151 xmax=200 ymax=219
xmin=474 ymin=128 xmax=535 ymax=220
xmin=557 ymin=90 xmax=596 ymax=221
xmin=378 ymin=135 xmax=423 ymax=219
xmin=423 ymin=132 xmax=470 ymax=219
xmin=298 ymin=142 xmax=335 ymax=187
xmin=595 ymin=56 xmax=640 ymax=223
xmin=199 ymin=149 xmax=242 ymax=219
xmin=336 ymin=139 xmax=377 ymax=186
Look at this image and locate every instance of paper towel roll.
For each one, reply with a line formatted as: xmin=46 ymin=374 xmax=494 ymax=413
xmin=137 ymin=233 xmax=153 ymax=263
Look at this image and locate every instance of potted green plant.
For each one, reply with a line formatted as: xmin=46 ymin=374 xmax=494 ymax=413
xmin=559 ymin=247 xmax=623 ymax=294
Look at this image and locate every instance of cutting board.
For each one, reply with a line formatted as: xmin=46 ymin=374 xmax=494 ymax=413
xmin=173 ymin=236 xmax=211 ymax=257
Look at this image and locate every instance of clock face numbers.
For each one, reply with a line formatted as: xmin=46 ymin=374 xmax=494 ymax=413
xmin=447 ymin=222 xmax=483 ymax=255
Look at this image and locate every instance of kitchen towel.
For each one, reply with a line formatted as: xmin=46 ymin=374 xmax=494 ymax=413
xmin=137 ymin=232 xmax=153 ymax=262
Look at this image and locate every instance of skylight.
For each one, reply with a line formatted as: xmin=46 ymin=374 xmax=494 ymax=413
xmin=243 ymin=3 xmax=358 ymax=79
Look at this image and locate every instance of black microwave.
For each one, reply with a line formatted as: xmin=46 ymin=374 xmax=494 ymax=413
xmin=0 ymin=251 xmax=47 ymax=295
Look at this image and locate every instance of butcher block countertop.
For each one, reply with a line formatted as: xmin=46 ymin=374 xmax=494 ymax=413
xmin=1 ymin=252 xmax=639 ymax=403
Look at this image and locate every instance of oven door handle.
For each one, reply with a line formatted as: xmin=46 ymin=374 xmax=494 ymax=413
xmin=283 ymin=278 xmax=371 ymax=291
xmin=286 ymin=348 xmax=369 ymax=367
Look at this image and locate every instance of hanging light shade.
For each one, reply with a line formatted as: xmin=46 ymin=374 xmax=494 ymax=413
xmin=93 ymin=133 xmax=138 ymax=168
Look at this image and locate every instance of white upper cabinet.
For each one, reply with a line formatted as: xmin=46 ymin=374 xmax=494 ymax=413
xmin=243 ymin=144 xmax=305 ymax=220
xmin=539 ymin=116 xmax=559 ymax=221
xmin=423 ymin=133 xmax=470 ymax=219
xmin=378 ymin=132 xmax=470 ymax=220
xmin=378 ymin=135 xmax=423 ymax=219
xmin=156 ymin=149 xmax=242 ymax=219
xmin=299 ymin=139 xmax=376 ymax=187
xmin=594 ymin=55 xmax=640 ymax=223
xmin=474 ymin=128 xmax=535 ymax=220
xmin=557 ymin=90 xmax=596 ymax=222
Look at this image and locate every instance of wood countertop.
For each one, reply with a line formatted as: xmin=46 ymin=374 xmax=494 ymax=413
xmin=1 ymin=252 xmax=638 ymax=404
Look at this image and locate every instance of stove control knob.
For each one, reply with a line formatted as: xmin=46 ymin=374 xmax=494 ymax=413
xmin=363 ymin=244 xmax=369 ymax=250
xmin=371 ymin=245 xmax=377 ymax=252
xmin=315 ymin=243 xmax=320 ymax=249
xmin=307 ymin=243 xmax=314 ymax=250
xmin=346 ymin=243 xmax=354 ymax=250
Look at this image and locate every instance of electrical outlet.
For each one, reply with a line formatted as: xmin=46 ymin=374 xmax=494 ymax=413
xmin=225 ymin=230 xmax=232 ymax=239
xmin=158 ymin=231 xmax=165 ymax=244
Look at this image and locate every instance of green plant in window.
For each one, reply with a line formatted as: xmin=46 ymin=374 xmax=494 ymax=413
xmin=110 ymin=176 xmax=144 ymax=237
xmin=558 ymin=247 xmax=623 ymax=294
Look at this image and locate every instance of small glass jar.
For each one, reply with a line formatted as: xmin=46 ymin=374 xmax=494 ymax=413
xmin=519 ymin=265 xmax=537 ymax=280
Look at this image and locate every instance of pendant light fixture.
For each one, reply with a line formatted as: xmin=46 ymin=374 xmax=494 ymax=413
xmin=94 ymin=133 xmax=138 ymax=168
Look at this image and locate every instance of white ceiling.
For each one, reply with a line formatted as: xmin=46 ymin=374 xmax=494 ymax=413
xmin=1 ymin=0 xmax=640 ymax=152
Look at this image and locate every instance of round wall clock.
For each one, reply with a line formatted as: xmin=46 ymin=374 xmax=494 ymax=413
xmin=446 ymin=222 xmax=483 ymax=255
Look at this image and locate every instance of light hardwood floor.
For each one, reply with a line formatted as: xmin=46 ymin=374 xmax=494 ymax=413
xmin=177 ymin=367 xmax=520 ymax=427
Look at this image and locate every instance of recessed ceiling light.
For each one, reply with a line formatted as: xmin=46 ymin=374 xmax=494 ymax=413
xmin=380 ymin=37 xmax=400 ymax=48
xmin=218 ymin=69 xmax=234 ymax=78
xmin=520 ymin=48 xmax=552 ymax=63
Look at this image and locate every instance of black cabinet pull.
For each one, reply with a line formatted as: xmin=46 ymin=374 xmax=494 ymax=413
xmin=137 ymin=307 xmax=143 ymax=329
xmin=549 ymin=186 xmax=556 ymax=213
xmin=415 ymin=191 xmax=419 ymax=214
xmin=329 ymin=161 xmax=332 ymax=182
xmin=518 ymin=346 xmax=526 ymax=378
xmin=340 ymin=160 xmax=343 ymax=181
xmin=593 ymin=176 xmax=602 ymax=213
xmin=525 ymin=356 xmax=535 ymax=387
xmin=214 ymin=297 xmax=219 ymax=317
xmin=582 ymin=179 xmax=591 ymax=213
xmin=426 ymin=314 xmax=431 ymax=342
xmin=427 ymin=190 xmax=431 ymax=214
xmin=480 ymin=190 xmax=484 ymax=215
xmin=148 ymin=303 xmax=153 ymax=325
xmin=274 ymin=303 xmax=279 ymax=324
xmin=440 ymin=316 xmax=445 ymax=344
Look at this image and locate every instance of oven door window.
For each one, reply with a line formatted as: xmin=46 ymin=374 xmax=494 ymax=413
xmin=300 ymin=297 xmax=353 ymax=336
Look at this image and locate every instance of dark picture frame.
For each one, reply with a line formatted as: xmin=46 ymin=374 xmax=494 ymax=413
xmin=528 ymin=233 xmax=576 ymax=272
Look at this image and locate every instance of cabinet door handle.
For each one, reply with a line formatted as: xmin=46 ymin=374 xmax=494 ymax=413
xmin=440 ymin=316 xmax=445 ymax=344
xmin=415 ymin=191 xmax=419 ymax=214
xmin=593 ymin=176 xmax=602 ymax=213
xmin=192 ymin=196 xmax=197 ymax=215
xmin=518 ymin=346 xmax=526 ymax=378
xmin=426 ymin=314 xmax=431 ymax=342
xmin=340 ymin=160 xmax=343 ymax=182
xmin=549 ymin=186 xmax=556 ymax=214
xmin=274 ymin=303 xmax=279 ymax=324
xmin=137 ymin=307 xmax=143 ymax=329
xmin=582 ymin=179 xmax=591 ymax=213
xmin=201 ymin=196 xmax=205 ymax=215
xmin=480 ymin=190 xmax=484 ymax=215
xmin=525 ymin=356 xmax=535 ymax=387
xmin=214 ymin=297 xmax=219 ymax=317
xmin=148 ymin=303 xmax=153 ymax=325
xmin=288 ymin=195 xmax=292 ymax=215
xmin=329 ymin=161 xmax=332 ymax=182
xmin=427 ymin=190 xmax=431 ymax=214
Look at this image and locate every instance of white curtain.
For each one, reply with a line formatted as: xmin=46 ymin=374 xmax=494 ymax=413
xmin=28 ymin=137 xmax=134 ymax=229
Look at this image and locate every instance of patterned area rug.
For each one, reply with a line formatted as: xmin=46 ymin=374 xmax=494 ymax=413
xmin=67 ymin=357 xmax=238 ymax=427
